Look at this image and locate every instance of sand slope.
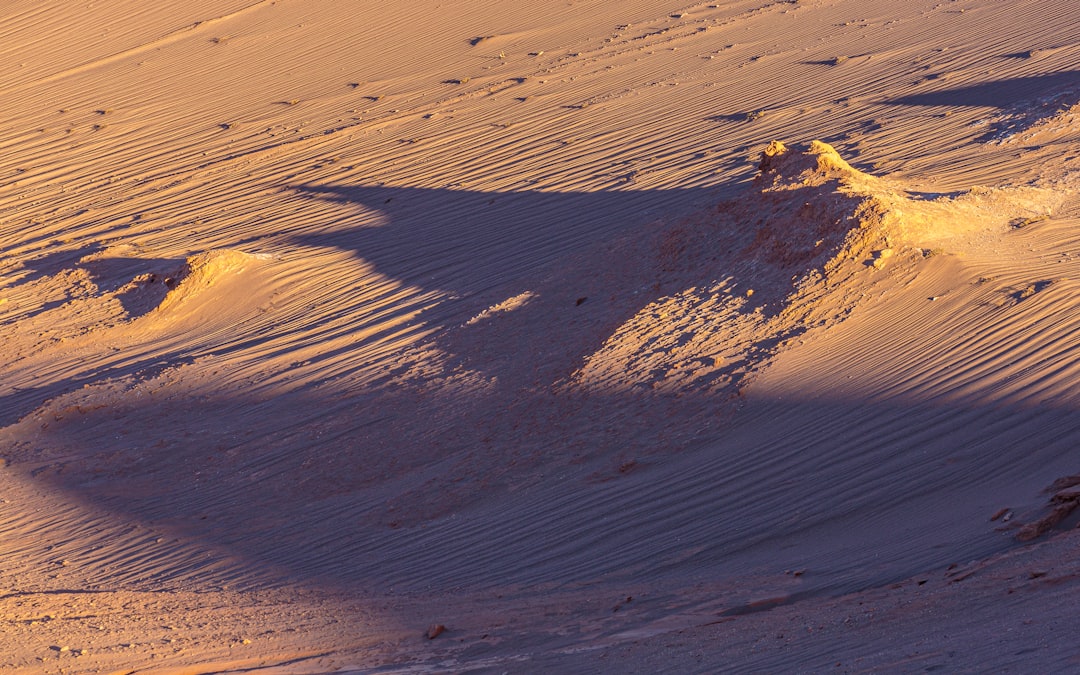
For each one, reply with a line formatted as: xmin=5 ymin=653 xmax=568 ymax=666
xmin=2 ymin=0 xmax=1080 ymax=672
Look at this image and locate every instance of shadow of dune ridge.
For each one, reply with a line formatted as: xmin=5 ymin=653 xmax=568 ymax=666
xmin=886 ymin=71 xmax=1080 ymax=108
xmin=287 ymin=183 xmax=725 ymax=298
xmin=8 ymin=244 xmax=104 ymax=285
xmin=9 ymin=384 xmax=1080 ymax=606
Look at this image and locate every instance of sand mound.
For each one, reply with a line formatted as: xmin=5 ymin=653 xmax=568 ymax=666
xmin=749 ymin=139 xmax=1060 ymax=259
xmin=0 ymin=247 xmax=273 ymax=424
xmin=1 ymin=247 xmax=263 ymax=343
xmin=153 ymin=248 xmax=262 ymax=315
xmin=740 ymin=140 xmax=888 ymax=275
xmin=571 ymin=141 xmax=1065 ymax=398
xmin=756 ymin=139 xmax=870 ymax=188
xmin=569 ymin=141 xmax=883 ymax=396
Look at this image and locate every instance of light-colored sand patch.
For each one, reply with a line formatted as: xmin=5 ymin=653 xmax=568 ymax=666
xmin=465 ymin=290 xmax=537 ymax=325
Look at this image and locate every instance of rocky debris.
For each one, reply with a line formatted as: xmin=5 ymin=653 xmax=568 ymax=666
xmin=1016 ymin=474 xmax=1080 ymax=541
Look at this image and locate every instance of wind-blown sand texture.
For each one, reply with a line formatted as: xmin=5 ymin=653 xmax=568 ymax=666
xmin=2 ymin=0 xmax=1080 ymax=672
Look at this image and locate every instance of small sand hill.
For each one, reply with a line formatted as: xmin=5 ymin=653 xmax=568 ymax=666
xmin=748 ymin=139 xmax=1058 ymax=269
xmin=572 ymin=140 xmax=1063 ymax=396
xmin=0 ymin=247 xmax=272 ymax=436
xmin=741 ymin=139 xmax=890 ymax=280
xmin=0 ymin=247 xmax=252 ymax=370
xmin=1 ymin=247 xmax=264 ymax=344
xmin=152 ymin=248 xmax=264 ymax=316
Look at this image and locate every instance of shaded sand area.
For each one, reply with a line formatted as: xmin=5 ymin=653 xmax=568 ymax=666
xmin=2 ymin=0 xmax=1080 ymax=671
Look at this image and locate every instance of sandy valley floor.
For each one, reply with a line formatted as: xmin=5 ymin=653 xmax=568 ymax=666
xmin=2 ymin=0 xmax=1080 ymax=672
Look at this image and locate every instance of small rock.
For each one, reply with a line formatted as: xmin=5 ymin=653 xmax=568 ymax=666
xmin=425 ymin=623 xmax=446 ymax=639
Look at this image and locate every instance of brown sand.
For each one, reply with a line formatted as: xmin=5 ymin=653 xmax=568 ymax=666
xmin=2 ymin=0 xmax=1080 ymax=672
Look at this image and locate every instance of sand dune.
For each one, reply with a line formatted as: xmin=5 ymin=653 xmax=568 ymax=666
xmin=2 ymin=0 xmax=1080 ymax=672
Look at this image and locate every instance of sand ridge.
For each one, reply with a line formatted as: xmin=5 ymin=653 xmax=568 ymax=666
xmin=2 ymin=0 xmax=1080 ymax=672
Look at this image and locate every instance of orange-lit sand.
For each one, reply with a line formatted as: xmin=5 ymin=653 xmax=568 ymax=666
xmin=2 ymin=1 xmax=1080 ymax=671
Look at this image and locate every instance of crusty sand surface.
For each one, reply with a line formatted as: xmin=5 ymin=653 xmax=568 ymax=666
xmin=2 ymin=1 xmax=1080 ymax=672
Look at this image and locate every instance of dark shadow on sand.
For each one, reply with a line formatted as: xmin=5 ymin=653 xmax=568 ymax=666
xmin=286 ymin=184 xmax=723 ymax=296
xmin=886 ymin=71 xmax=1080 ymax=108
